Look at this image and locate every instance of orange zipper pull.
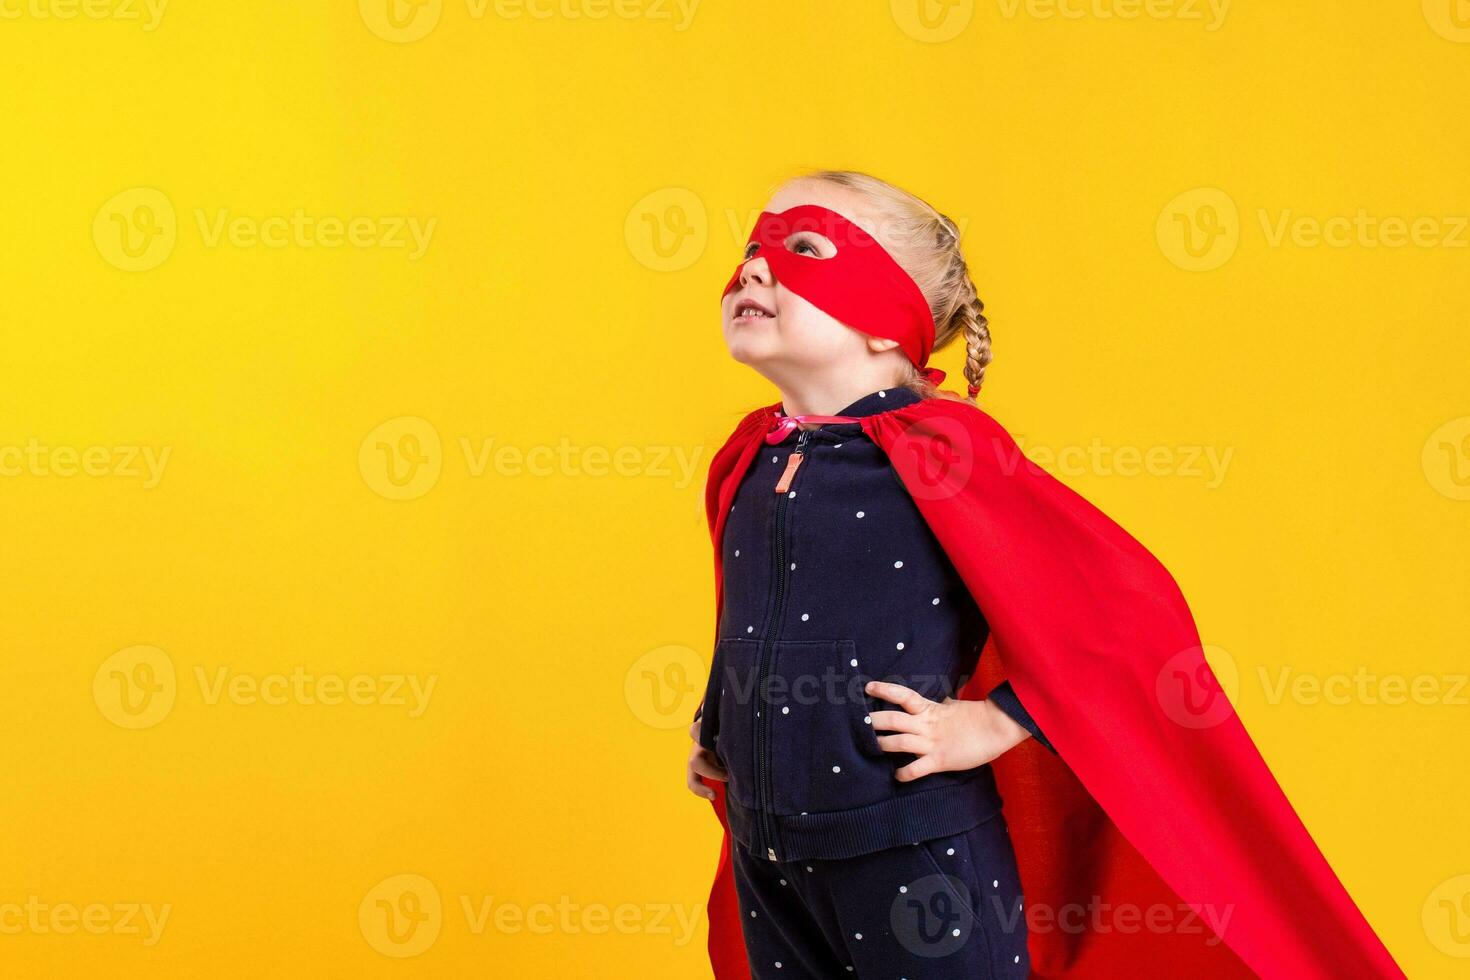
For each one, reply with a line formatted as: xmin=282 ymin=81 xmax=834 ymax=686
xmin=774 ymin=452 xmax=803 ymax=493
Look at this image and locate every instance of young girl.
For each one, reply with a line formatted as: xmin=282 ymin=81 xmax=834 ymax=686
xmin=686 ymin=170 xmax=1405 ymax=979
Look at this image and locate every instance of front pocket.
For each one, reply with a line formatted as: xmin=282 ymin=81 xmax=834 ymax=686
xmin=916 ymin=834 xmax=992 ymax=965
xmin=763 ymin=639 xmax=895 ymax=815
xmin=917 ymin=815 xmax=1026 ymax=976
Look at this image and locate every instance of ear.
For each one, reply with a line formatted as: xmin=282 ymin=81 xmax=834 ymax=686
xmin=864 ymin=335 xmax=903 ymax=355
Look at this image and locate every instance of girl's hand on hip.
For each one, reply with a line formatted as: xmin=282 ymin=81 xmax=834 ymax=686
xmin=865 ymin=680 xmax=1031 ymax=781
xmin=686 ymin=717 xmax=728 ymax=801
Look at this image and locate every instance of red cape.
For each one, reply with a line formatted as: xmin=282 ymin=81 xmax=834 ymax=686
xmin=697 ymin=395 xmax=1404 ymax=979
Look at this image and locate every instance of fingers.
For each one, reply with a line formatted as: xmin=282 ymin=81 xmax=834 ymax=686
xmin=690 ymin=750 xmax=728 ymax=783
xmin=865 ymin=680 xmax=932 ymax=714
xmin=895 ymin=755 xmax=940 ymax=783
xmin=686 ymin=766 xmax=715 ymax=800
xmin=686 ymin=714 xmax=723 ymax=801
xmin=877 ymin=733 xmax=929 ymax=755
xmin=868 ymin=709 xmax=923 ymax=734
xmin=687 ymin=746 xmax=725 ymax=801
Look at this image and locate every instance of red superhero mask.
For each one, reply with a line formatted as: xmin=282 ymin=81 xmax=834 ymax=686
xmin=721 ymin=204 xmax=946 ymax=387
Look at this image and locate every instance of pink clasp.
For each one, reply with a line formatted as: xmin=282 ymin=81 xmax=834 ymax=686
xmin=765 ymin=413 xmax=864 ymax=445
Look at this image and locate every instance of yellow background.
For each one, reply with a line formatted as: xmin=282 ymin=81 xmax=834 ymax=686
xmin=2 ymin=1 xmax=1468 ymax=976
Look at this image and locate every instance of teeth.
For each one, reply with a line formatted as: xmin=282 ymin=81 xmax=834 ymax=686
xmin=738 ymin=305 xmax=770 ymax=318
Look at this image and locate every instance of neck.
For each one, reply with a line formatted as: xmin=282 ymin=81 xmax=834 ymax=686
xmin=771 ymin=366 xmax=908 ymax=418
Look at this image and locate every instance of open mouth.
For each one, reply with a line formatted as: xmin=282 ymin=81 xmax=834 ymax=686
xmin=733 ymin=298 xmax=775 ymax=321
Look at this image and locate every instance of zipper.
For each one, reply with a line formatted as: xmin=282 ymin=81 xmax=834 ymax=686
xmin=754 ymin=426 xmax=811 ymax=861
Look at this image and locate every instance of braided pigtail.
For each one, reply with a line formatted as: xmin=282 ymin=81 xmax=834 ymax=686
xmin=957 ymin=286 xmax=993 ymax=401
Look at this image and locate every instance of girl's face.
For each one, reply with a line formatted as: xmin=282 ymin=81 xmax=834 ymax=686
xmin=720 ymin=181 xmax=904 ymax=383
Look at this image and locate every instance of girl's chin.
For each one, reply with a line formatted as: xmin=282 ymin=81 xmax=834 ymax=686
xmin=724 ymin=341 xmax=787 ymax=368
xmin=726 ymin=320 xmax=782 ymax=339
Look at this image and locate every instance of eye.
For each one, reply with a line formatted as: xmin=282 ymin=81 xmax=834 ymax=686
xmin=742 ymin=241 xmax=760 ymax=260
xmin=784 ymin=231 xmax=835 ymax=258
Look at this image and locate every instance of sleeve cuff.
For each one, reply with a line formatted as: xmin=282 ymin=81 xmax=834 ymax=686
xmin=988 ymin=680 xmax=1056 ymax=754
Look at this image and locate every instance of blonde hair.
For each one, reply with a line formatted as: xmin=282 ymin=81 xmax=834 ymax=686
xmin=775 ymin=169 xmax=992 ymax=402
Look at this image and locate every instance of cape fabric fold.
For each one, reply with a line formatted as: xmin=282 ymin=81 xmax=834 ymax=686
xmin=698 ymin=397 xmax=1403 ymax=979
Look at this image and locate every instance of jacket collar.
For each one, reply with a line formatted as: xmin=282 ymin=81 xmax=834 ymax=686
xmin=777 ymin=385 xmax=922 ymax=421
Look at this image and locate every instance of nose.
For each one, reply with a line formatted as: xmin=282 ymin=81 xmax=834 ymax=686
xmin=737 ymin=253 xmax=771 ymax=288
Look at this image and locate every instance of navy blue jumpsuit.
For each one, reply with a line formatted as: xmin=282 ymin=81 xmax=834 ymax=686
xmin=696 ymin=385 xmax=1055 ymax=978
